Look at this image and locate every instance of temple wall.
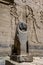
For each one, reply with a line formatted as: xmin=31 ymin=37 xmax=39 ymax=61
xmin=0 ymin=0 xmax=43 ymax=56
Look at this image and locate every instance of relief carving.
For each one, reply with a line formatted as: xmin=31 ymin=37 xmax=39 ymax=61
xmin=10 ymin=0 xmax=43 ymax=44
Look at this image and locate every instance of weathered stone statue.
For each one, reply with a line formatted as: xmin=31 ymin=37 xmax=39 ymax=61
xmin=10 ymin=22 xmax=33 ymax=62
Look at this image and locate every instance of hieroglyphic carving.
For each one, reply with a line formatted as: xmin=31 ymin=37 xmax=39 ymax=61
xmin=40 ymin=11 xmax=43 ymax=24
xmin=22 ymin=0 xmax=26 ymax=3
xmin=24 ymin=5 xmax=41 ymax=44
xmin=9 ymin=0 xmax=43 ymax=45
xmin=0 ymin=0 xmax=43 ymax=56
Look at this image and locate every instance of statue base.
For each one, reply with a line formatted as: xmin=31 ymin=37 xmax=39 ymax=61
xmin=5 ymin=59 xmax=18 ymax=65
xmin=10 ymin=53 xmax=33 ymax=62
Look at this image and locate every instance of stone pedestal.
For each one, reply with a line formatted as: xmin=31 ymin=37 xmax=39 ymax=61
xmin=10 ymin=53 xmax=33 ymax=62
xmin=5 ymin=54 xmax=33 ymax=65
xmin=5 ymin=60 xmax=18 ymax=65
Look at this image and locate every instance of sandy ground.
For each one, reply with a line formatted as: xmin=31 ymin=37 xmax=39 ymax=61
xmin=0 ymin=56 xmax=43 ymax=65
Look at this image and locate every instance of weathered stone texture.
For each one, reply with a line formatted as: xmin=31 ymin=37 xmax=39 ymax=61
xmin=13 ymin=0 xmax=43 ymax=56
xmin=0 ymin=3 xmax=11 ymax=55
xmin=0 ymin=0 xmax=43 ymax=56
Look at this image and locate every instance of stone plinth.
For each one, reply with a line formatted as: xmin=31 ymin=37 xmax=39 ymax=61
xmin=10 ymin=53 xmax=33 ymax=62
xmin=5 ymin=54 xmax=33 ymax=65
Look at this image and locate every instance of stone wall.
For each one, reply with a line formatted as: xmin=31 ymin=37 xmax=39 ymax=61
xmin=0 ymin=2 xmax=11 ymax=56
xmin=0 ymin=0 xmax=43 ymax=56
xmin=13 ymin=0 xmax=43 ymax=56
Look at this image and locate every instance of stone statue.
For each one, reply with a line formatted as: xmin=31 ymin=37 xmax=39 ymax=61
xmin=10 ymin=22 xmax=33 ymax=62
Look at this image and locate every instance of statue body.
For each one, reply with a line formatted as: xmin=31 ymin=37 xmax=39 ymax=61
xmin=10 ymin=22 xmax=32 ymax=62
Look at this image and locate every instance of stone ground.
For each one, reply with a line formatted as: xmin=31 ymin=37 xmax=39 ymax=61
xmin=0 ymin=56 xmax=43 ymax=65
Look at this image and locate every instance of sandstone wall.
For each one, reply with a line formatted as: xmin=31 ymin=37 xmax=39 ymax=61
xmin=0 ymin=0 xmax=43 ymax=56
xmin=0 ymin=3 xmax=11 ymax=56
xmin=13 ymin=0 xmax=43 ymax=56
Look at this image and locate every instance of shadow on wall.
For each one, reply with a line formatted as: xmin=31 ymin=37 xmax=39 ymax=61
xmin=3 ymin=0 xmax=14 ymax=3
xmin=3 ymin=0 xmax=14 ymax=2
xmin=0 ymin=0 xmax=14 ymax=5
